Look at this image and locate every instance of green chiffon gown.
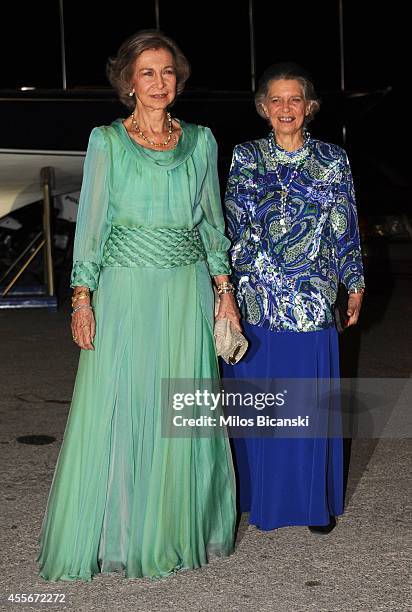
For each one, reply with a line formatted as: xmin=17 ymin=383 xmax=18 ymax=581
xmin=36 ymin=119 xmax=236 ymax=581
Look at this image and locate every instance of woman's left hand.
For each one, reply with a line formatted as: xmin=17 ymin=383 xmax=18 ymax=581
xmin=346 ymin=293 xmax=364 ymax=327
xmin=216 ymin=293 xmax=242 ymax=332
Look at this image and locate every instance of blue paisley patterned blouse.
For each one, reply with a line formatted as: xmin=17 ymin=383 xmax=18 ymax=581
xmin=224 ymin=133 xmax=365 ymax=332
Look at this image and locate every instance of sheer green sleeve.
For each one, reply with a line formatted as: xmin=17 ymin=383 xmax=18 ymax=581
xmin=197 ymin=127 xmax=231 ymax=276
xmin=70 ymin=128 xmax=111 ymax=290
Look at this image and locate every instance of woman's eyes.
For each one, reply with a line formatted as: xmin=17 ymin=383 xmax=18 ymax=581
xmin=142 ymin=69 xmax=175 ymax=76
xmin=271 ymin=98 xmax=303 ymax=103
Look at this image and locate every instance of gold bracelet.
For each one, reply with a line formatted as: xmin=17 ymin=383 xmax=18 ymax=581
xmin=71 ymin=291 xmax=90 ymax=306
xmin=72 ymin=291 xmax=90 ymax=300
xmin=72 ymin=289 xmax=90 ymax=297
xmin=217 ymin=281 xmax=235 ymax=295
xmin=348 ymin=287 xmax=365 ymax=295
xmin=72 ymin=294 xmax=89 ymax=302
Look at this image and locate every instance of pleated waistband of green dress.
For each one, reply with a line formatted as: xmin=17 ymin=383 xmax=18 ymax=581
xmin=101 ymin=224 xmax=206 ymax=268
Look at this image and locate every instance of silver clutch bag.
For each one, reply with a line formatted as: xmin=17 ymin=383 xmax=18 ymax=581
xmin=214 ymin=288 xmax=248 ymax=365
xmin=214 ymin=317 xmax=249 ymax=364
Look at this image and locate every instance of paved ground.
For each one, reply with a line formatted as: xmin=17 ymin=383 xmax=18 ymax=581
xmin=0 ymin=252 xmax=411 ymax=612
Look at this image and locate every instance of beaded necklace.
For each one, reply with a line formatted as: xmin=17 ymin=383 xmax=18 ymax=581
xmin=268 ymin=131 xmax=311 ymax=233
xmin=131 ymin=111 xmax=175 ymax=147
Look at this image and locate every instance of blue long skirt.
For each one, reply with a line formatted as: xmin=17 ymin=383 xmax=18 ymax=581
xmin=221 ymin=322 xmax=343 ymax=530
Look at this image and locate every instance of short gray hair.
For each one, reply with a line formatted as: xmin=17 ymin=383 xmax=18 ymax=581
xmin=254 ymin=62 xmax=320 ymax=124
xmin=107 ymin=29 xmax=191 ymax=109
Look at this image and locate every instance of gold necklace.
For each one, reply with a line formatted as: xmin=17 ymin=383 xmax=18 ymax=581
xmin=130 ymin=111 xmax=173 ymax=147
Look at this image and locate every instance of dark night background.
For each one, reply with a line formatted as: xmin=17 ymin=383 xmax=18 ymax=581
xmin=1 ymin=8 xmax=411 ymax=604
xmin=0 ymin=1 xmax=410 ymax=219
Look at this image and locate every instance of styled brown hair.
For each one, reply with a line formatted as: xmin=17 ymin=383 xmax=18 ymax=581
xmin=107 ymin=29 xmax=191 ymax=109
xmin=255 ymin=61 xmax=321 ymax=125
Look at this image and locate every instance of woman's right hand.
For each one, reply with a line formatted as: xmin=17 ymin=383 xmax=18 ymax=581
xmin=71 ymin=307 xmax=96 ymax=350
xmin=216 ymin=292 xmax=243 ymax=332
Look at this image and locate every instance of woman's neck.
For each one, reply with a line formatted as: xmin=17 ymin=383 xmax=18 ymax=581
xmin=274 ymin=131 xmax=304 ymax=152
xmin=133 ymin=106 xmax=168 ymax=135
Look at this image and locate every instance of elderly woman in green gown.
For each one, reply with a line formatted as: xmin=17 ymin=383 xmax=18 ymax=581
xmin=37 ymin=29 xmax=240 ymax=582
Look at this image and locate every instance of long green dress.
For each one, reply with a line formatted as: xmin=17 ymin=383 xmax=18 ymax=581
xmin=37 ymin=119 xmax=236 ymax=581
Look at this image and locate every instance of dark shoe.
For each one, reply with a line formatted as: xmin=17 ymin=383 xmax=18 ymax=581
xmin=308 ymin=516 xmax=336 ymax=534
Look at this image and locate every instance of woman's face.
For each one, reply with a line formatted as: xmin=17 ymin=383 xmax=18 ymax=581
xmin=261 ymin=79 xmax=311 ymax=138
xmin=130 ymin=47 xmax=177 ymax=111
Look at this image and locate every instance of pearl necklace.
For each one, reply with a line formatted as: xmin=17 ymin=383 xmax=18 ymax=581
xmin=268 ymin=131 xmax=310 ymax=233
xmin=268 ymin=130 xmax=310 ymax=165
xmin=130 ymin=111 xmax=175 ymax=147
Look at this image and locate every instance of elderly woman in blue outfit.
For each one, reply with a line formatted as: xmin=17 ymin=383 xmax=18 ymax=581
xmin=223 ymin=62 xmax=365 ymax=533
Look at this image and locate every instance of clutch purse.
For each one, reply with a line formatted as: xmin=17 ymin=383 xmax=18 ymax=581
xmin=333 ymin=282 xmax=349 ymax=333
xmin=214 ymin=317 xmax=249 ymax=364
xmin=214 ymin=288 xmax=248 ymax=364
